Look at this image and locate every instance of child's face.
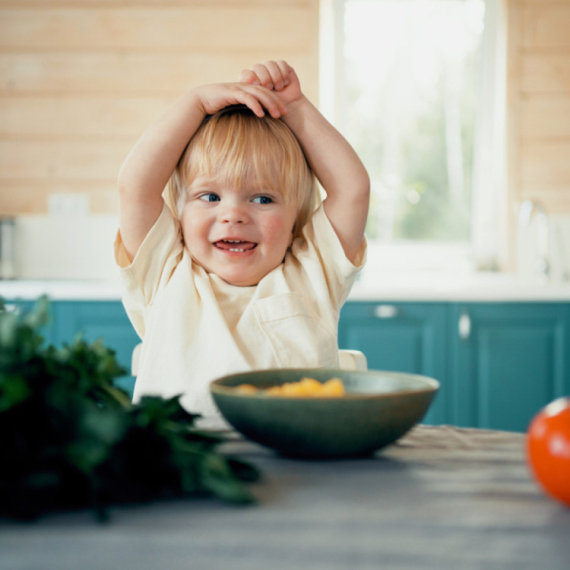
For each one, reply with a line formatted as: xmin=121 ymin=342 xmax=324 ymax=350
xmin=180 ymin=175 xmax=298 ymax=287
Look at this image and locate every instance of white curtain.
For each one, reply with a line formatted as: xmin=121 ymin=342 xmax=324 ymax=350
xmin=470 ymin=0 xmax=508 ymax=271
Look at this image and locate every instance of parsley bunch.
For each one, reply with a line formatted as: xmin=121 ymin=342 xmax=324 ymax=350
xmin=0 ymin=297 xmax=259 ymax=521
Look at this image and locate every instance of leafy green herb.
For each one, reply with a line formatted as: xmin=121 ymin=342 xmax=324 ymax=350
xmin=0 ymin=297 xmax=260 ymax=521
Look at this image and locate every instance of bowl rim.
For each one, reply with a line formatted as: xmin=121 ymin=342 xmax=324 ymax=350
xmin=210 ymin=368 xmax=440 ymax=400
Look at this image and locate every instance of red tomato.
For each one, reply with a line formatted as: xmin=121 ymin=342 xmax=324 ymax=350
xmin=526 ymin=397 xmax=570 ymax=507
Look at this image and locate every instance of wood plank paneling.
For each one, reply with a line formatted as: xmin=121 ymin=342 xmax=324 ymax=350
xmin=0 ymin=53 xmax=314 ymax=96
xmin=520 ymin=187 xmax=570 ymax=212
xmin=520 ymin=98 xmax=570 ymax=139
xmin=0 ymin=1 xmax=307 ymax=7
xmin=506 ymin=0 xmax=570 ymax=270
xmin=508 ymin=0 xmax=570 ymax=219
xmin=0 ymin=97 xmax=171 ymax=138
xmin=520 ymin=136 xmax=570 ymax=215
xmin=0 ymin=140 xmax=130 ymax=179
xmin=522 ymin=54 xmax=570 ymax=94
xmin=0 ymin=7 xmax=313 ymax=51
xmin=520 ymin=140 xmax=570 ymax=185
xmin=0 ymin=0 xmax=320 ymax=215
xmin=522 ymin=2 xmax=570 ymax=49
xmin=0 ymin=179 xmax=116 ymax=215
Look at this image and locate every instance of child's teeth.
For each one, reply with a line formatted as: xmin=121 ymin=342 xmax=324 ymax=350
xmin=226 ymin=240 xmax=245 ymax=252
xmin=216 ymin=239 xmax=255 ymax=252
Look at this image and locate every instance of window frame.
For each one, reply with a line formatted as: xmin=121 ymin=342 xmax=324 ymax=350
xmin=319 ymin=0 xmax=508 ymax=274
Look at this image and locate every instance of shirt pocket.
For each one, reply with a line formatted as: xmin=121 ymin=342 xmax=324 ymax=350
xmin=254 ymin=293 xmax=338 ymax=368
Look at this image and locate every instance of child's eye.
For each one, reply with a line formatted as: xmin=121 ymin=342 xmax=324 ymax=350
xmin=199 ymin=193 xmax=220 ymax=202
xmin=252 ymin=195 xmax=273 ymax=205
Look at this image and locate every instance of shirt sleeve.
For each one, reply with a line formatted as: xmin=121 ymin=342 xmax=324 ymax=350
xmin=292 ymin=203 xmax=367 ymax=308
xmin=113 ymin=203 xmax=184 ymax=337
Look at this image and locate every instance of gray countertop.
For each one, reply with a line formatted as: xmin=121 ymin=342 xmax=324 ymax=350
xmin=349 ymin=272 xmax=570 ymax=301
xmin=0 ymin=280 xmax=123 ymax=301
xmin=2 ymin=425 xmax=569 ymax=570
xmin=2 ymin=273 xmax=570 ymax=302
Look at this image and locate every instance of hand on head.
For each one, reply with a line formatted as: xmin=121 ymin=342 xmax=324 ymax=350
xmin=238 ymin=60 xmax=304 ymax=110
xmin=192 ymin=61 xmax=304 ymax=121
xmin=192 ymin=80 xmax=286 ymax=120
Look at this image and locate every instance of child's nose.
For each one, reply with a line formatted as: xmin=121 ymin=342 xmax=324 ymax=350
xmin=220 ymin=203 xmax=249 ymax=224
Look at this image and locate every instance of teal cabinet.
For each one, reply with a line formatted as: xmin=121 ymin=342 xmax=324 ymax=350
xmin=53 ymin=301 xmax=140 ymax=395
xmin=449 ymin=303 xmax=570 ymax=432
xmin=1 ymin=298 xmax=56 ymax=346
xmin=3 ymin=299 xmax=139 ymax=397
xmin=340 ymin=300 xmax=570 ymax=432
xmin=6 ymin=296 xmax=570 ymax=432
xmin=339 ymin=302 xmax=449 ymax=425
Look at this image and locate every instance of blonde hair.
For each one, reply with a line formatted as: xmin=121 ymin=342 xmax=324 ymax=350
xmin=165 ymin=105 xmax=317 ymax=240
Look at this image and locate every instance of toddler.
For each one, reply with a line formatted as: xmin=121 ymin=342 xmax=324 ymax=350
xmin=115 ymin=60 xmax=370 ymax=421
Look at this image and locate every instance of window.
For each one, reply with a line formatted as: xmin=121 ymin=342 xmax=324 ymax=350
xmin=320 ymin=0 xmax=507 ymax=274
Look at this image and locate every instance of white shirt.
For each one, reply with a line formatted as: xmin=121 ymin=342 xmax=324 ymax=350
xmin=114 ymin=203 xmax=366 ymax=420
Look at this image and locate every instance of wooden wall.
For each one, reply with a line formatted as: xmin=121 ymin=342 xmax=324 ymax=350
xmin=3 ymin=0 xmax=567 ymax=229
xmin=508 ymin=0 xmax=570 ymax=214
xmin=0 ymin=0 xmax=319 ymax=215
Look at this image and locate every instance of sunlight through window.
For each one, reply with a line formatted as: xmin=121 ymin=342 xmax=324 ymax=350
xmin=336 ymin=0 xmax=486 ymax=245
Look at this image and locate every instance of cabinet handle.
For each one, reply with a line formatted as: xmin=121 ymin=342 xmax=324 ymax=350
xmin=373 ymin=304 xmax=399 ymax=319
xmin=459 ymin=310 xmax=471 ymax=341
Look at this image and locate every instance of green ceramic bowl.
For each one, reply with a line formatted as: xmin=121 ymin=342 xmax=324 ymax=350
xmin=210 ymin=369 xmax=439 ymax=458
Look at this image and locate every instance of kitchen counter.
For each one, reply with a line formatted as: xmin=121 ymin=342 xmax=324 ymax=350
xmin=349 ymin=272 xmax=570 ymax=301
xmin=0 ymin=279 xmax=123 ymax=301
xmin=1 ymin=425 xmax=568 ymax=570
xmin=2 ymin=273 xmax=570 ymax=301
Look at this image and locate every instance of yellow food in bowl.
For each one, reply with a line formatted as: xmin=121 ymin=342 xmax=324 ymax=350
xmin=234 ymin=377 xmax=345 ymax=398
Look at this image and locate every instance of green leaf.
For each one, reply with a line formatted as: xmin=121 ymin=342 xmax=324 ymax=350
xmin=0 ymin=311 xmax=18 ymax=347
xmin=0 ymin=296 xmax=261 ymax=521
xmin=23 ymin=296 xmax=50 ymax=330
xmin=81 ymin=404 xmax=127 ymax=446
xmin=199 ymin=453 xmax=257 ymax=504
xmin=67 ymin=440 xmax=111 ymax=473
xmin=225 ymin=456 xmax=261 ymax=483
xmin=0 ymin=374 xmax=31 ymax=411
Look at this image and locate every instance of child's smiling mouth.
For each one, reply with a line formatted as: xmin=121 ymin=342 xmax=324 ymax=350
xmin=214 ymin=239 xmax=258 ymax=253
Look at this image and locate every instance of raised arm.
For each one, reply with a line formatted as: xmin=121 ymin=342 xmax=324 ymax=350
xmin=117 ymin=82 xmax=287 ymax=263
xmin=239 ymin=60 xmax=370 ymax=263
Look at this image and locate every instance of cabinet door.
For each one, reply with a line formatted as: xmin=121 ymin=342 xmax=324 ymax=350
xmin=339 ymin=302 xmax=448 ymax=424
xmin=53 ymin=301 xmax=140 ymax=396
xmin=450 ymin=303 xmax=570 ymax=432
xmin=2 ymin=298 xmax=55 ymax=346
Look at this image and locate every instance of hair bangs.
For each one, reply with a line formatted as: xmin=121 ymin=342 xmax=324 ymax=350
xmin=170 ymin=105 xmax=317 ymax=239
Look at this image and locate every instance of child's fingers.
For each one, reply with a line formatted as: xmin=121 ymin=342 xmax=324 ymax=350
xmin=260 ymin=60 xmax=287 ymax=91
xmin=255 ymin=87 xmax=288 ymax=118
xmin=238 ymin=69 xmax=261 ymax=86
xmin=274 ymin=60 xmax=293 ymax=87
xmin=241 ymin=95 xmax=266 ymax=118
xmin=251 ymin=63 xmax=276 ymax=91
xmin=242 ymin=61 xmax=294 ymax=92
xmin=236 ymin=84 xmax=286 ymax=118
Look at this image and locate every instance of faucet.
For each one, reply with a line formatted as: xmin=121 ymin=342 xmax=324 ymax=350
xmin=518 ymin=200 xmax=550 ymax=281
